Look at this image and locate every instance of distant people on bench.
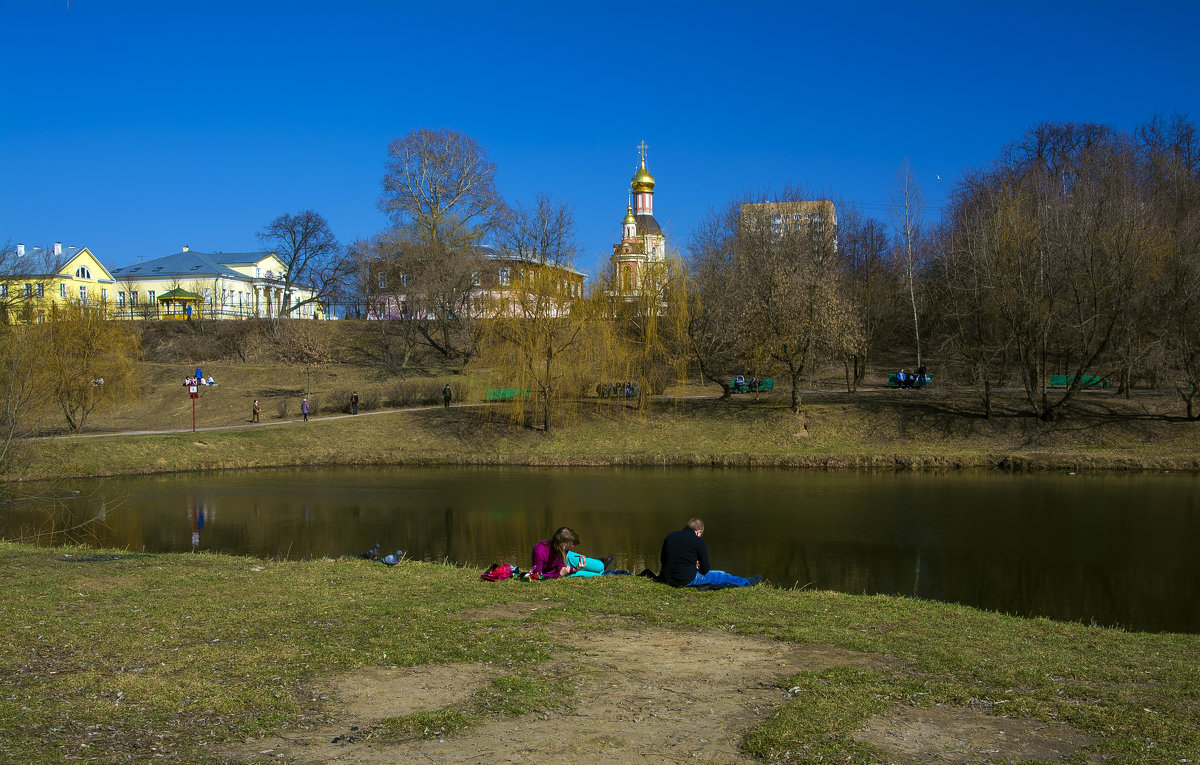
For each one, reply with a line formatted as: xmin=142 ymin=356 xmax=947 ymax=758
xmin=896 ymin=368 xmax=910 ymax=388
xmin=914 ymin=365 xmax=927 ymax=389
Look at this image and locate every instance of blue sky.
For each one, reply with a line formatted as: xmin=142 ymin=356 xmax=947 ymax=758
xmin=2 ymin=1 xmax=1198 ymax=277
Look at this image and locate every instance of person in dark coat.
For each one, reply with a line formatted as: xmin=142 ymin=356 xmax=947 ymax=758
xmin=442 ymin=384 xmax=452 ymax=408
xmin=658 ymin=518 xmax=759 ymax=588
xmin=350 ymin=391 xmax=359 ymax=415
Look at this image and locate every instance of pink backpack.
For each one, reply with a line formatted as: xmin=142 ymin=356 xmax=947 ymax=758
xmin=481 ymin=563 xmax=517 ymax=581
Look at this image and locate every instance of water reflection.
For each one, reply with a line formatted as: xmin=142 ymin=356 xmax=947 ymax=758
xmin=3 ymin=467 xmax=1198 ymax=633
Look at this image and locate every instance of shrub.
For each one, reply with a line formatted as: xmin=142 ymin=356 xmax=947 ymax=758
xmin=326 ymin=388 xmax=352 ymax=413
xmin=275 ymin=398 xmax=291 ymax=419
xmin=360 ymin=388 xmax=382 ymax=411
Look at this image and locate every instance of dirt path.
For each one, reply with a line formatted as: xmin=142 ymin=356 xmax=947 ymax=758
xmin=233 ymin=611 xmax=1097 ymax=764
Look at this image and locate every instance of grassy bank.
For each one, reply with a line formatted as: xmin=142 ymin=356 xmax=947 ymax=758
xmin=1 ymin=541 xmax=1197 ymax=763
xmin=18 ymin=386 xmax=1200 ymax=480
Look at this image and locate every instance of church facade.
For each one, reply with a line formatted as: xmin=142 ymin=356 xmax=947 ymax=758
xmin=610 ymin=142 xmax=666 ymax=297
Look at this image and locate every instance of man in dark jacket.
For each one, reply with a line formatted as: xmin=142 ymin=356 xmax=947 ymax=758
xmin=658 ymin=518 xmax=760 ymax=588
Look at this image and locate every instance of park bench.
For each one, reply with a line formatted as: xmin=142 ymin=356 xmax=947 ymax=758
xmin=887 ymin=373 xmax=933 ymax=388
xmin=1049 ymin=374 xmax=1110 ymax=389
xmin=597 ymin=382 xmax=640 ymax=398
xmin=730 ymin=377 xmax=774 ymax=393
xmin=485 ymin=388 xmax=530 ymax=401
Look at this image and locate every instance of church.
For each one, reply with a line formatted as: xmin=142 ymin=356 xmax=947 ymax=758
xmin=610 ymin=142 xmax=666 ymax=296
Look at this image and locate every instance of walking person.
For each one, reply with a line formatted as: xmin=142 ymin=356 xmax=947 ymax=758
xmin=251 ymin=399 xmax=260 ymax=423
xmin=350 ymin=391 xmax=359 ymax=415
xmin=301 ymin=397 xmax=309 ymax=422
xmin=442 ymin=384 xmax=452 ymax=409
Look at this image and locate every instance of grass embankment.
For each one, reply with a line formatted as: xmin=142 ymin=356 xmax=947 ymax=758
xmin=22 ymin=382 xmax=1200 ymax=479
xmin=2 ymin=541 xmax=1197 ymax=763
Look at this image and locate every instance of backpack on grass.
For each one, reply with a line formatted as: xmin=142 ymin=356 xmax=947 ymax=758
xmin=481 ymin=563 xmax=518 ymax=581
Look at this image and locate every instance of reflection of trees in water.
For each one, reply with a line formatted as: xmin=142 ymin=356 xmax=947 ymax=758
xmin=0 ymin=485 xmax=115 ymax=549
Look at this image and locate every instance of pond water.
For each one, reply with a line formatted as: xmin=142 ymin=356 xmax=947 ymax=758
xmin=5 ymin=467 xmax=1198 ymax=633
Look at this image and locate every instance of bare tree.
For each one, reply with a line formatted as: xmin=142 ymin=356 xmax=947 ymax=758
xmin=836 ymin=204 xmax=899 ymax=390
xmin=890 ymin=158 xmax=924 ymax=367
xmin=378 ymin=128 xmax=507 ymax=247
xmin=686 ymin=203 xmax=757 ymax=398
xmin=258 ymin=210 xmax=347 ymax=318
xmin=738 ymin=193 xmax=856 ymax=418
xmin=374 ymin=129 xmax=509 ymax=364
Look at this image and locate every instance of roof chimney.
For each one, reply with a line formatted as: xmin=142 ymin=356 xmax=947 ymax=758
xmin=182 ymin=245 xmax=189 ymax=252
xmin=54 ymin=242 xmax=62 ymax=257
xmin=16 ymin=243 xmax=24 ymax=257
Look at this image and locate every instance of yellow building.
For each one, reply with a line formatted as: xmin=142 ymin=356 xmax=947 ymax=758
xmin=0 ymin=243 xmax=116 ymax=324
xmin=109 ymin=247 xmax=322 ymax=319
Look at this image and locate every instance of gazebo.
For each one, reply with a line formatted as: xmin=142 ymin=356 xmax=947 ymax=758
xmin=156 ymin=288 xmax=203 ymax=320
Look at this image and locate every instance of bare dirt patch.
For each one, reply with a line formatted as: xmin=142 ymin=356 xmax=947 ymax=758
xmin=231 ymin=629 xmax=1093 ymax=764
xmin=234 ymin=626 xmax=871 ymax=763
xmin=852 ymin=704 xmax=1099 ymax=764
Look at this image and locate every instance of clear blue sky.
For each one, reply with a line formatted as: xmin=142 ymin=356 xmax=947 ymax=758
xmin=2 ymin=1 xmax=1197 ymax=277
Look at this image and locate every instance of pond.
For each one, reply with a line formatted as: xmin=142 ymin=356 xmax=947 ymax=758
xmin=4 ymin=467 xmax=1198 ymax=633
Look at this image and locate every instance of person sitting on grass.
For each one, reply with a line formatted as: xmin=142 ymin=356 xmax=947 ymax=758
xmin=529 ymin=526 xmax=612 ymax=579
xmin=657 ymin=517 xmax=760 ymax=589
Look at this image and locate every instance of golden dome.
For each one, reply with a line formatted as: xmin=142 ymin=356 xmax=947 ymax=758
xmin=623 ymin=205 xmax=636 ymax=224
xmin=631 ymin=161 xmax=655 ymax=192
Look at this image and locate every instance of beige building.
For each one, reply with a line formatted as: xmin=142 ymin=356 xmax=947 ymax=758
xmin=739 ymin=200 xmax=837 ymax=248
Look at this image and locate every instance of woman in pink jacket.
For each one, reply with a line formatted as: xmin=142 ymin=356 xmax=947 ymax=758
xmin=530 ymin=527 xmax=609 ymax=579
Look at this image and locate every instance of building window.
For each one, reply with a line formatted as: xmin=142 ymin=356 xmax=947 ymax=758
xmin=499 ymin=268 xmax=510 ymax=286
xmin=118 ymin=292 xmax=126 ymax=307
xmin=80 ymin=286 xmax=88 ymax=303
xmin=24 ymin=283 xmax=32 ymax=297
xmin=400 ymin=272 xmax=409 ymax=287
xmin=75 ymin=266 xmax=92 ymax=279
xmin=204 ymin=288 xmax=212 ymax=305
xmin=472 ymin=272 xmax=480 ymax=286
xmin=131 ymin=291 xmax=139 ymax=306
xmin=36 ymin=283 xmax=44 ymax=298
xmin=37 ymin=310 xmax=45 ymax=324
xmin=61 ymin=283 xmax=68 ymax=299
xmin=0 ymin=284 xmax=6 ymax=299
xmin=378 ymin=274 xmax=386 ymax=290
xmin=101 ymin=288 xmax=107 ymax=303
xmin=148 ymin=290 xmax=156 ymax=304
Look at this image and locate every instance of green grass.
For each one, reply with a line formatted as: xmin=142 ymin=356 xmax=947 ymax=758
xmin=2 ymin=541 xmax=1198 ymax=763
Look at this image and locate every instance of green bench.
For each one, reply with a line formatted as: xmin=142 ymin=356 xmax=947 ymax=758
xmin=888 ymin=373 xmax=932 ymax=388
xmin=1049 ymin=375 xmax=1110 ymax=389
xmin=485 ymin=388 xmax=530 ymax=401
xmin=730 ymin=377 xmax=774 ymax=393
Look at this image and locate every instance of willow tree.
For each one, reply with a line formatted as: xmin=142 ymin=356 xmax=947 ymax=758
xmin=38 ymin=302 xmax=138 ymax=433
xmin=595 ymin=249 xmax=690 ymax=411
xmin=482 ymin=194 xmax=593 ymax=432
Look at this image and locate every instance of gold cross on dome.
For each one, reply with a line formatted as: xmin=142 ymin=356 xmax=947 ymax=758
xmin=637 ymin=140 xmax=648 ymax=163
